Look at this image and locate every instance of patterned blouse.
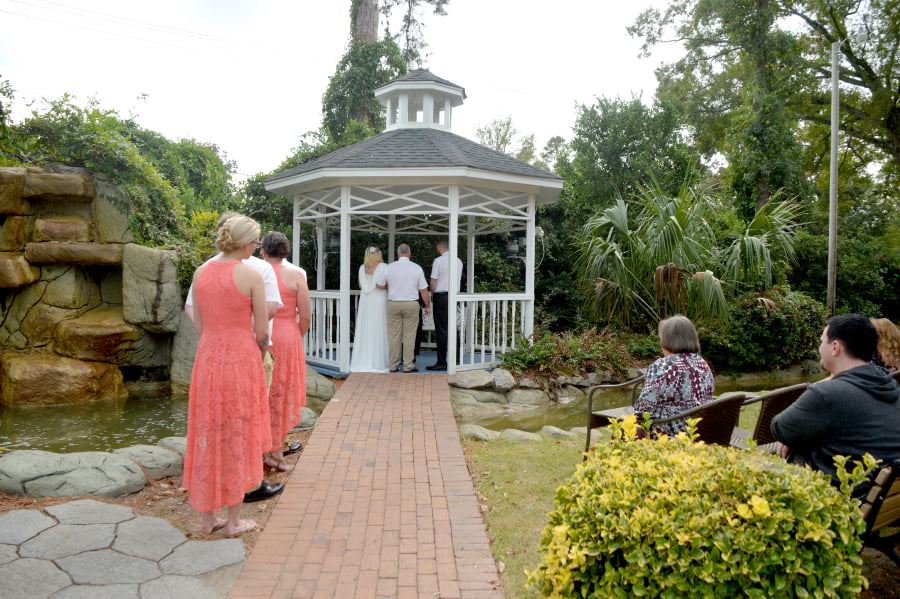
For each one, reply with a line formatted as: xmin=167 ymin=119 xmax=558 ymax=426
xmin=634 ymin=353 xmax=715 ymax=437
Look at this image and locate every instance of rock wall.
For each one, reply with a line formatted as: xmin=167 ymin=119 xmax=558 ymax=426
xmin=0 ymin=166 xmax=180 ymax=406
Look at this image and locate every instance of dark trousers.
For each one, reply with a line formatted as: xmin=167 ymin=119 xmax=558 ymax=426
xmin=433 ymin=292 xmax=449 ymax=366
xmin=414 ymin=297 xmax=424 ymax=356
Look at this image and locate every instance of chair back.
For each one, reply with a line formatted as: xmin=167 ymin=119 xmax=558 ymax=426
xmin=860 ymin=460 xmax=900 ymax=535
xmin=751 ymin=383 xmax=809 ymax=446
xmin=654 ymin=393 xmax=748 ymax=446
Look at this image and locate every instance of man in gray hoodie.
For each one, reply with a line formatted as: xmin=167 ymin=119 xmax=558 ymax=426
xmin=771 ymin=313 xmax=900 ymax=491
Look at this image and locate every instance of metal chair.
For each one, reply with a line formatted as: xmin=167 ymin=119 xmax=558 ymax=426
xmin=650 ymin=392 xmax=750 ymax=446
xmin=584 ymin=375 xmax=645 ymax=454
xmin=730 ymin=383 xmax=809 ymax=450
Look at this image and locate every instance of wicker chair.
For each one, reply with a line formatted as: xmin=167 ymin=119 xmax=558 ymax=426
xmin=730 ymin=383 xmax=809 ymax=451
xmin=859 ymin=459 xmax=900 ymax=566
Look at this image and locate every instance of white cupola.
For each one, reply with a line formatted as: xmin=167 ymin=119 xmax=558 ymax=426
xmin=374 ymin=69 xmax=466 ymax=131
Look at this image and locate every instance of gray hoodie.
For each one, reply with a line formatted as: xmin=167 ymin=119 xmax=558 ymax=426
xmin=771 ymin=364 xmax=899 ymax=487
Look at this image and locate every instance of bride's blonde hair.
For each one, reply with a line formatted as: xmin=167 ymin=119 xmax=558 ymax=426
xmin=363 ymin=246 xmax=382 ymax=269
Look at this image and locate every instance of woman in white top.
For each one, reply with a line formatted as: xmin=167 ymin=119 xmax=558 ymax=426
xmin=350 ymin=247 xmax=389 ymax=372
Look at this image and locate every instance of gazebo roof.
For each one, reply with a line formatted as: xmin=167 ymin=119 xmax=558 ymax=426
xmin=386 ymin=69 xmax=466 ymax=98
xmin=266 ymin=127 xmax=562 ymax=184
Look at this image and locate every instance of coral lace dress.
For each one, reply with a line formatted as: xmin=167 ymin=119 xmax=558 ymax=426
xmin=183 ymin=260 xmax=271 ymax=512
xmin=267 ymin=265 xmax=307 ymax=449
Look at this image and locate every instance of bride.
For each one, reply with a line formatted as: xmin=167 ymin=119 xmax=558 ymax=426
xmin=350 ymin=246 xmax=389 ymax=372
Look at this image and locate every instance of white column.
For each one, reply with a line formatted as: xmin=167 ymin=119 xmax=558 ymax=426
xmin=423 ymin=93 xmax=434 ymax=125
xmin=315 ymin=220 xmax=325 ymax=290
xmin=444 ymin=98 xmax=452 ymax=129
xmin=399 ymin=94 xmax=409 ymax=126
xmin=339 ymin=186 xmax=351 ymax=373
xmin=466 ymin=216 xmax=475 ymax=294
xmin=524 ymin=194 xmax=536 ymax=338
xmin=386 ymin=96 xmax=394 ymax=128
xmin=292 ymin=197 xmax=301 ymax=267
xmin=448 ymin=185 xmax=460 ymax=374
xmin=387 ymin=214 xmax=396 ymax=263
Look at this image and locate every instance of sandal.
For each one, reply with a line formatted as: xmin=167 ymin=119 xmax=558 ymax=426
xmin=225 ymin=519 xmax=258 ymax=538
xmin=199 ymin=517 xmax=227 ymax=535
xmin=264 ymin=456 xmax=292 ymax=472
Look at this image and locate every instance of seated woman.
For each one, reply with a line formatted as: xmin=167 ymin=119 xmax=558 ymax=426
xmin=634 ymin=315 xmax=715 ymax=437
xmin=871 ymin=317 xmax=899 ymax=372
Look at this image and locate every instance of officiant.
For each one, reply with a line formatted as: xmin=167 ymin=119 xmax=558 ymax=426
xmin=426 ymin=238 xmax=464 ymax=371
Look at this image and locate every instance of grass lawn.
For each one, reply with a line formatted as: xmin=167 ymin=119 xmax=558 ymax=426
xmin=463 ymin=437 xmax=585 ymax=598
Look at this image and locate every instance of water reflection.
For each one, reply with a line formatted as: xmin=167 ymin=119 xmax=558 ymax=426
xmin=0 ymin=396 xmax=188 ymax=453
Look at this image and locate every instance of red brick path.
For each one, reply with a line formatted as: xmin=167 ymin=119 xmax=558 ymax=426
xmin=230 ymin=373 xmax=503 ymax=599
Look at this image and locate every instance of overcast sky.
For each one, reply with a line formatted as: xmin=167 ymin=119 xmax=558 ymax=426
xmin=0 ymin=0 xmax=681 ymax=179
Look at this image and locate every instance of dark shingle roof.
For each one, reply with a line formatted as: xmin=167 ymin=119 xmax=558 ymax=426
xmin=390 ymin=69 xmax=465 ymax=97
xmin=266 ymin=128 xmax=562 ymax=183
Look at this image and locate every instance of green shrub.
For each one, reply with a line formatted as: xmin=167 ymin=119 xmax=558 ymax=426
xmin=699 ymin=286 xmax=827 ymax=372
xmin=499 ymin=330 xmax=633 ymax=378
xmin=528 ymin=418 xmax=870 ymax=598
xmin=626 ymin=333 xmax=660 ymax=359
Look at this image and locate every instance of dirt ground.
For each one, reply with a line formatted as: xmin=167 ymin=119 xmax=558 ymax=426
xmin=0 ymin=427 xmax=312 ymax=553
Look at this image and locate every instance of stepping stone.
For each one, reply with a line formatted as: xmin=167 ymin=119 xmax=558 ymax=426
xmin=112 ymin=445 xmax=182 ymax=479
xmin=0 ymin=544 xmax=17 ymax=565
xmin=140 ymin=575 xmax=218 ymax=599
xmin=113 ymin=516 xmax=187 ymax=561
xmin=52 ymin=584 xmax=139 ymax=599
xmin=459 ymin=424 xmax=500 ymax=441
xmin=46 ymin=499 xmax=135 ymax=525
xmin=499 ymin=429 xmax=541 ymax=442
xmin=20 ymin=523 xmax=114 ymax=559
xmin=56 ymin=549 xmax=159 ymax=584
xmin=0 ymin=558 xmax=71 ymax=598
xmin=0 ymin=510 xmax=55 ymax=544
xmin=156 ymin=437 xmax=186 ymax=457
xmin=159 ymin=539 xmax=244 ymax=576
xmin=1 ymin=450 xmax=145 ymax=496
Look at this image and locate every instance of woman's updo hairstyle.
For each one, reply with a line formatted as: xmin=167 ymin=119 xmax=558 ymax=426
xmin=215 ymin=215 xmax=260 ymax=253
xmin=262 ymin=231 xmax=290 ymax=259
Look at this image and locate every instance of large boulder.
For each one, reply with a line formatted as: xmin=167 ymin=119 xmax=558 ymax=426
xmin=459 ymin=424 xmax=500 ymax=441
xmin=91 ymin=179 xmax=133 ymax=243
xmin=0 ymin=253 xmax=39 ymax=288
xmin=122 ymin=244 xmax=180 ymax=333
xmin=32 ymin=216 xmax=92 ymax=242
xmin=500 ymin=429 xmax=541 ymax=443
xmin=0 ymin=353 xmax=128 ymax=406
xmin=0 ymin=216 xmax=34 ymax=250
xmin=0 ymin=451 xmax=145 ymax=497
xmin=22 ymin=170 xmax=94 ymax=200
xmin=25 ymin=242 xmax=123 ymax=265
xmin=448 ymin=369 xmax=493 ymax=389
xmin=41 ymin=266 xmax=101 ymax=309
xmin=491 ymin=368 xmax=516 ymax=392
xmin=54 ymin=307 xmax=170 ymax=367
xmin=507 ymin=388 xmax=551 ymax=405
xmin=449 ymin=387 xmax=508 ymax=404
xmin=169 ymin=311 xmax=199 ymax=397
xmin=112 ymin=445 xmax=182 ymax=479
xmin=306 ymin=365 xmax=336 ymax=400
xmin=0 ymin=168 xmax=31 ymax=215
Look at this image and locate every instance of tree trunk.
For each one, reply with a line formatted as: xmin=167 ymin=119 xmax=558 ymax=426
xmin=352 ymin=0 xmax=379 ymax=44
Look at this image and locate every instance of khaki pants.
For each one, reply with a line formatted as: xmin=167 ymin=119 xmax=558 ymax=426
xmin=388 ymin=301 xmax=420 ymax=371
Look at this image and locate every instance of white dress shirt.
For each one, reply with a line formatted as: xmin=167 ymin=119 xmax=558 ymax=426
xmin=384 ymin=257 xmax=427 ymax=301
xmin=430 ymin=251 xmax=463 ymax=293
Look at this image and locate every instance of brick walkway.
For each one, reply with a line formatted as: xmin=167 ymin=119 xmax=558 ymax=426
xmin=230 ymin=373 xmax=502 ymax=599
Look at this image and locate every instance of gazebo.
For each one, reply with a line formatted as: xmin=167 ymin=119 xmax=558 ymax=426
xmin=265 ymin=70 xmax=563 ymax=374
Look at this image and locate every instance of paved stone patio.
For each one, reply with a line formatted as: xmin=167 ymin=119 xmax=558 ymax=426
xmin=0 ymin=499 xmax=243 ymax=598
xmin=231 ymin=373 xmax=502 ymax=599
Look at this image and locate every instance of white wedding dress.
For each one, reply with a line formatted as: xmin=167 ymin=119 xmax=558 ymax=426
xmin=350 ymin=263 xmax=389 ymax=372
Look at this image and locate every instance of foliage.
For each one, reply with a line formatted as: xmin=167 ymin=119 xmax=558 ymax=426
xmin=499 ymin=330 xmax=632 ymax=378
xmin=626 ymin=333 xmax=660 ymax=359
xmin=699 ymin=286 xmax=827 ymax=372
xmin=528 ymin=415 xmax=872 ymax=598
xmin=175 ymin=210 xmax=221 ymax=295
xmin=381 ymin=0 xmax=450 ymax=66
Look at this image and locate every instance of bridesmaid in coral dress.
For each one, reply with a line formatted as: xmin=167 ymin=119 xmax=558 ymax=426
xmin=183 ymin=215 xmax=272 ymax=537
xmin=260 ymin=231 xmax=311 ymax=471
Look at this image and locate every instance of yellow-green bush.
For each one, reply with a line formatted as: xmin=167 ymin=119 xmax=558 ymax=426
xmin=528 ymin=419 xmax=870 ymax=598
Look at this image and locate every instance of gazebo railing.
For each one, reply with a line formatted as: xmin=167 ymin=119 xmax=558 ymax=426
xmin=456 ymin=292 xmax=528 ymax=371
xmin=305 ymin=291 xmax=342 ymax=367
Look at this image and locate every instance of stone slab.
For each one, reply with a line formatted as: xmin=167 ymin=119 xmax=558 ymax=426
xmin=0 ymin=354 xmax=128 ymax=406
xmin=25 ymin=242 xmax=123 ymax=265
xmin=23 ymin=171 xmax=94 ymax=200
xmin=448 ymin=370 xmax=493 ymax=389
xmin=56 ymin=549 xmax=159 ymax=584
xmin=459 ymin=424 xmax=500 ymax=441
xmin=499 ymin=429 xmax=541 ymax=442
xmin=0 ymin=557 xmax=71 ymax=599
xmin=0 ymin=167 xmax=30 ymax=215
xmin=159 ymin=539 xmax=244 ymax=576
xmin=52 ymin=584 xmax=140 ymax=599
xmin=92 ymin=179 xmax=132 ymax=244
xmin=506 ymin=388 xmax=550 ymax=405
xmin=122 ymin=244 xmax=180 ymax=333
xmin=0 ymin=451 xmax=145 ymax=497
xmin=0 ymin=510 xmax=55 ymax=545
xmin=113 ymin=516 xmax=187 ymax=561
xmin=140 ymin=575 xmax=218 ymax=599
xmin=0 ymin=252 xmax=40 ymax=288
xmin=20 ymin=523 xmax=115 ymax=559
xmin=41 ymin=266 xmax=101 ymax=309
xmin=55 ymin=307 xmax=169 ymax=367
xmin=33 ymin=217 xmax=92 ymax=242
xmin=156 ymin=437 xmax=187 ymax=458
xmin=45 ymin=499 xmax=135 ymax=524
xmin=449 ymin=387 xmax=507 ymax=405
xmin=0 ymin=216 xmax=34 ymax=251
xmin=0 ymin=545 xmax=16 ymax=566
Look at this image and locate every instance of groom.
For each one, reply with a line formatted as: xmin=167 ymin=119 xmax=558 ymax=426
xmin=384 ymin=243 xmax=431 ymax=372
